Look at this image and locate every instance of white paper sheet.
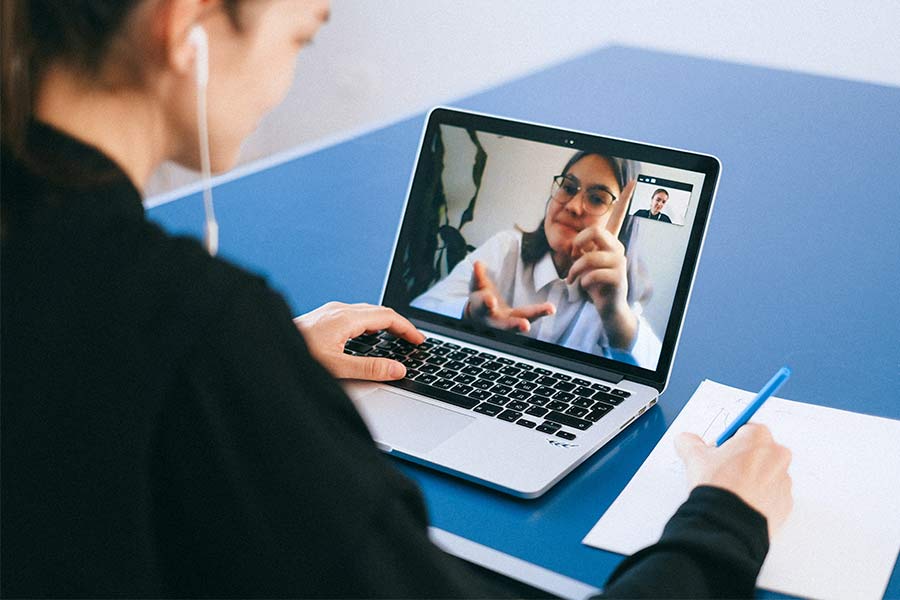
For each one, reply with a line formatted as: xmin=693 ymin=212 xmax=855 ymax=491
xmin=583 ymin=380 xmax=900 ymax=600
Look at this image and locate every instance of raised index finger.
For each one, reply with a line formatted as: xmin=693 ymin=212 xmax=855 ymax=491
xmin=606 ymin=178 xmax=636 ymax=237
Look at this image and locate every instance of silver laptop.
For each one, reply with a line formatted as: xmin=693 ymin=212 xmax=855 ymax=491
xmin=344 ymin=107 xmax=719 ymax=498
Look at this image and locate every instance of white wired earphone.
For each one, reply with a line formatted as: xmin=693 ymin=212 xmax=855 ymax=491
xmin=188 ymin=25 xmax=218 ymax=256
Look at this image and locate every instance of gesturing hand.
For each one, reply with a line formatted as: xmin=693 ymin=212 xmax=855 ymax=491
xmin=466 ymin=260 xmax=555 ymax=332
xmin=675 ymin=423 xmax=794 ymax=539
xmin=294 ymin=302 xmax=425 ymax=381
xmin=565 ymin=179 xmax=637 ymax=348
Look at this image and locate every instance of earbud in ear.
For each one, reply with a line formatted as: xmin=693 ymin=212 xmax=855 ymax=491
xmin=187 ymin=25 xmax=209 ymax=87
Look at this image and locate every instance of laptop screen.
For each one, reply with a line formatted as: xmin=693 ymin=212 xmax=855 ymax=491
xmin=383 ymin=108 xmax=719 ymax=388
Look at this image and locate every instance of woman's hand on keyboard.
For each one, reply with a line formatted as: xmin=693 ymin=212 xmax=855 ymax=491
xmin=294 ymin=302 xmax=425 ymax=381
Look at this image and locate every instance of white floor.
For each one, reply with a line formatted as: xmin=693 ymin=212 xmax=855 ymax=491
xmin=147 ymin=0 xmax=900 ymax=196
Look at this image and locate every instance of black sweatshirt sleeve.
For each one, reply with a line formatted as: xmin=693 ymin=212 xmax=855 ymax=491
xmin=150 ymin=278 xmax=514 ymax=598
xmin=599 ymin=485 xmax=769 ymax=598
xmin=151 ymin=271 xmax=767 ymax=598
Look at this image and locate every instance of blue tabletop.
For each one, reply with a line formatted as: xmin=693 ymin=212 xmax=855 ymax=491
xmin=149 ymin=46 xmax=900 ymax=596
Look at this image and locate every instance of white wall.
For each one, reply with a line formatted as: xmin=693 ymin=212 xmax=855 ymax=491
xmin=147 ymin=0 xmax=900 ymax=197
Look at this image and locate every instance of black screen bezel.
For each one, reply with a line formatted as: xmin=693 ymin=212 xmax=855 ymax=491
xmin=382 ymin=107 xmax=720 ymax=391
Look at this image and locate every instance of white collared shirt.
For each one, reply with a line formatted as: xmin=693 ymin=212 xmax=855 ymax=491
xmin=411 ymin=230 xmax=662 ymax=368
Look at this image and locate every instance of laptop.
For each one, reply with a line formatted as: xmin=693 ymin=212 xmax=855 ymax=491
xmin=344 ymin=107 xmax=719 ymax=498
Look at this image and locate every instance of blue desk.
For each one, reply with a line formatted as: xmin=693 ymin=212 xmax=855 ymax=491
xmin=149 ymin=46 xmax=900 ymax=597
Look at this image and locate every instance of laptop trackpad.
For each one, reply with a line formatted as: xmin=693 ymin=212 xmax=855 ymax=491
xmin=360 ymin=388 xmax=475 ymax=454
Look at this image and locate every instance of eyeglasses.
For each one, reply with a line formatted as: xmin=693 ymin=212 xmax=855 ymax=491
xmin=550 ymin=174 xmax=617 ymax=216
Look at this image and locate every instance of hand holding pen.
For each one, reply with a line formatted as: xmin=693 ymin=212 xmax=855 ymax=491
xmin=675 ymin=367 xmax=795 ymax=538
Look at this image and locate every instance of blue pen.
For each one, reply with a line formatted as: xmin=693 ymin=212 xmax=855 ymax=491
xmin=715 ymin=366 xmax=792 ymax=446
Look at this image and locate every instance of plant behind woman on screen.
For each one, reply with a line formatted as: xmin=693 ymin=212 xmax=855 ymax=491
xmin=399 ymin=127 xmax=487 ymax=300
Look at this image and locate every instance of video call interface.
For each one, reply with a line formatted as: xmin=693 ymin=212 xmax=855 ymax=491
xmin=397 ymin=124 xmax=707 ymax=372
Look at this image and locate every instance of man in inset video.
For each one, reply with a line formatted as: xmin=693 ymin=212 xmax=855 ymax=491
xmin=634 ymin=188 xmax=673 ymax=223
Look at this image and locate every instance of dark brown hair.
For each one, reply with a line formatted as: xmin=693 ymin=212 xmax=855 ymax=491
xmin=1 ymin=0 xmax=240 ymax=163
xmin=520 ymin=151 xmax=638 ymax=263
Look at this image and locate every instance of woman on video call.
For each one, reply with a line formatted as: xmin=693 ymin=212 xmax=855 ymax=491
xmin=412 ymin=151 xmax=663 ymax=368
xmin=2 ymin=0 xmax=792 ymax=597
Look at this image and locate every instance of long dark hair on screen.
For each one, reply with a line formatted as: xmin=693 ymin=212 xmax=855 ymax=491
xmin=519 ymin=151 xmax=652 ymax=304
xmin=520 ymin=151 xmax=637 ymax=262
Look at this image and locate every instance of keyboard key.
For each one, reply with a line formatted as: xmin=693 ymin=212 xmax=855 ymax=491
xmin=384 ymin=378 xmax=479 ymax=410
xmin=508 ymin=390 xmax=531 ymax=402
xmin=555 ymin=373 xmax=572 ymax=382
xmin=500 ymin=366 xmax=521 ymax=376
xmin=355 ymin=333 xmax=381 ymax=345
xmin=556 ymin=430 xmax=577 ymax=440
xmin=516 ymin=419 xmax=537 ymax=429
xmin=573 ymin=378 xmax=591 ymax=386
xmin=515 ymin=362 xmax=533 ymax=370
xmin=536 ymin=422 xmax=560 ymax=433
xmin=518 ymin=371 xmax=540 ymax=382
xmin=573 ymin=386 xmax=594 ymax=397
xmin=480 ymin=371 xmax=501 ymax=381
xmin=514 ymin=381 xmax=537 ymax=391
xmin=474 ymin=402 xmax=503 ymax=416
xmin=594 ymin=391 xmax=624 ymax=405
xmin=585 ymin=408 xmax=610 ymax=422
xmin=345 ymin=339 xmax=373 ymax=353
xmin=491 ymin=384 xmax=513 ymax=395
xmin=369 ymin=349 xmax=391 ymax=358
xmin=436 ymin=368 xmax=456 ymax=379
xmin=488 ymin=395 xmax=509 ymax=406
xmin=453 ymin=374 xmax=476 ymax=385
xmin=461 ymin=347 xmax=478 ymax=354
xmin=445 ymin=360 xmax=466 ymax=371
xmin=612 ymin=389 xmax=631 ymax=398
xmin=552 ymin=391 xmax=575 ymax=402
xmin=434 ymin=379 xmax=455 ymax=390
xmin=529 ymin=395 xmax=550 ymax=406
xmin=525 ymin=405 xmax=549 ymax=418
xmin=507 ymin=400 xmax=529 ymax=412
xmin=553 ymin=381 xmax=576 ymax=392
xmin=402 ymin=358 xmax=423 ymax=369
xmin=478 ymin=351 xmax=497 ymax=360
xmin=547 ymin=400 xmax=569 ymax=411
xmin=590 ymin=382 xmax=611 ymax=392
xmin=482 ymin=361 xmax=505 ymax=372
xmin=417 ymin=373 xmax=437 ymax=384
xmin=448 ymin=351 xmax=467 ymax=361
xmin=545 ymin=411 xmax=593 ymax=430
xmin=566 ymin=406 xmax=588 ymax=417
xmin=464 ymin=356 xmax=487 ymax=366
xmin=432 ymin=346 xmax=451 ymax=356
xmin=497 ymin=409 xmax=522 ymax=422
xmin=419 ymin=363 xmax=440 ymax=374
xmin=572 ymin=397 xmax=594 ymax=408
xmin=533 ymin=367 xmax=551 ymax=375
xmin=471 ymin=379 xmax=494 ymax=390
xmin=444 ymin=342 xmax=460 ymax=349
xmin=425 ymin=355 xmax=448 ymax=366
xmin=461 ymin=366 xmax=483 ymax=376
xmin=533 ymin=386 xmax=555 ymax=397
xmin=451 ymin=383 xmax=474 ymax=395
xmin=497 ymin=375 xmax=518 ymax=386
xmin=469 ymin=389 xmax=492 ymax=401
xmin=536 ymin=376 xmax=558 ymax=386
xmin=496 ymin=357 xmax=514 ymax=365
xmin=425 ymin=337 xmax=444 ymax=345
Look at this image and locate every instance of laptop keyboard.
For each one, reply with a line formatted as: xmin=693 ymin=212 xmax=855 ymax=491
xmin=344 ymin=331 xmax=632 ymax=441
